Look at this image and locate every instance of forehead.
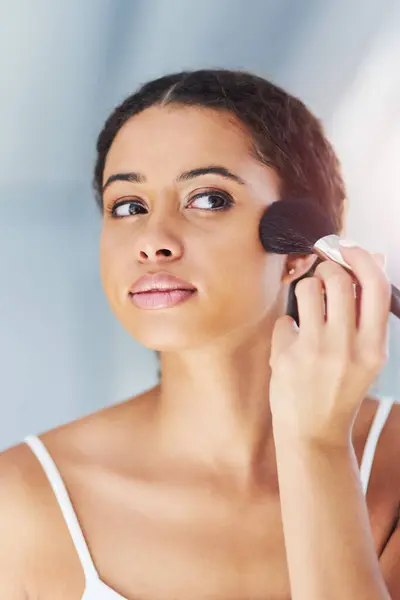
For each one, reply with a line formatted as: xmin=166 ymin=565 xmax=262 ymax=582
xmin=102 ymin=105 xmax=281 ymax=203
xmin=103 ymin=106 xmax=258 ymax=180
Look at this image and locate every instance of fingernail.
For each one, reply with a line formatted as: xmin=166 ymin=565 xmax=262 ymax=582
xmin=339 ymin=238 xmax=359 ymax=248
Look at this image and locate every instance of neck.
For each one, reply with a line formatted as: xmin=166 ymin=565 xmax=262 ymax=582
xmin=153 ymin=325 xmax=278 ymax=489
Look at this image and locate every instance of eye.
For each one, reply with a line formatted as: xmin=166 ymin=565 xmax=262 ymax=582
xmin=110 ymin=200 xmax=147 ymax=218
xmin=188 ymin=190 xmax=234 ymax=211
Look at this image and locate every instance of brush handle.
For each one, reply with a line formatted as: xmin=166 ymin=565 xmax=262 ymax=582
xmin=390 ymin=283 xmax=400 ymax=319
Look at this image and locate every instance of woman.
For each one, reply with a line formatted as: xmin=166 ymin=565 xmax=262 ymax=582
xmin=1 ymin=69 xmax=399 ymax=600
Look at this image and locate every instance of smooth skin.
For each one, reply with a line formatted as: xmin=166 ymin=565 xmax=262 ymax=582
xmin=0 ymin=106 xmax=399 ymax=599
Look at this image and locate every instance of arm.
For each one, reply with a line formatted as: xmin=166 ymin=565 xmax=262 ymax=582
xmin=273 ymin=432 xmax=395 ymax=600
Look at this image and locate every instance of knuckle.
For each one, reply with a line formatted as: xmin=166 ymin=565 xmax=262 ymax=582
xmin=329 ymin=272 xmax=352 ymax=290
xmin=315 ymin=260 xmax=342 ymax=276
xmin=316 ymin=262 xmax=353 ymax=289
xmin=326 ymin=347 xmax=351 ymax=368
xmin=359 ymin=349 xmax=388 ymax=370
xmin=302 ymin=340 xmax=323 ymax=359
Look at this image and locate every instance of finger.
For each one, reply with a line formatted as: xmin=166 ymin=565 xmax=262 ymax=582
xmin=372 ymin=252 xmax=387 ymax=272
xmin=294 ymin=276 xmax=325 ymax=344
xmin=270 ymin=315 xmax=298 ymax=366
xmin=313 ymin=260 xmax=356 ymax=345
xmin=338 ymin=245 xmax=391 ymax=352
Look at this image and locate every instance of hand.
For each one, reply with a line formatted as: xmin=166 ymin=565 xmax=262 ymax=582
xmin=269 ymin=243 xmax=391 ymax=446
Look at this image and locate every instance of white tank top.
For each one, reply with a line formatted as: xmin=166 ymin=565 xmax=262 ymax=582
xmin=23 ymin=395 xmax=395 ymax=600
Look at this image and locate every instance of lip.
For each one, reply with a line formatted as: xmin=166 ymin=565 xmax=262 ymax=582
xmin=128 ymin=272 xmax=197 ymax=310
xmin=129 ymin=272 xmax=197 ymax=295
xmin=130 ymin=288 xmax=196 ymax=310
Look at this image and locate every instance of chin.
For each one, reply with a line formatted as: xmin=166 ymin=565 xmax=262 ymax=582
xmin=126 ymin=327 xmax=206 ymax=352
xmin=120 ymin=314 xmax=269 ymax=354
xmin=118 ymin=308 xmax=231 ymax=352
xmin=112 ymin=292 xmax=274 ymax=352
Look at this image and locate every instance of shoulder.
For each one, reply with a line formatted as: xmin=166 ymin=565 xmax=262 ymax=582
xmin=0 ymin=393 xmax=135 ymax=598
xmin=38 ymin=386 xmax=158 ymax=461
xmin=0 ymin=441 xmax=43 ymax=539
xmin=31 ymin=390 xmax=158 ymax=490
xmin=0 ymin=442 xmax=49 ymax=598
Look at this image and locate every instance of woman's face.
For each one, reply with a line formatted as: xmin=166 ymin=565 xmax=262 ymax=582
xmin=100 ymin=105 xmax=289 ymax=351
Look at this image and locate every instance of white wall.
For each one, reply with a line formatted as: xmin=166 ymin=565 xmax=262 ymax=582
xmin=1 ymin=0 xmax=399 ymax=450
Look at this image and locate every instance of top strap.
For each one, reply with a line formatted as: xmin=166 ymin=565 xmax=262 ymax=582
xmin=359 ymin=396 xmax=395 ymax=495
xmin=24 ymin=434 xmax=99 ymax=582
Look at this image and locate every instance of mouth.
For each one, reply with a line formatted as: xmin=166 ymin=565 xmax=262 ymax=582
xmin=128 ymin=271 xmax=197 ymax=310
xmin=129 ymin=288 xmax=197 ymax=310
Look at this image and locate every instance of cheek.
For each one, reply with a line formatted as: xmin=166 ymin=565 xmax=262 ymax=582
xmin=204 ymin=237 xmax=283 ymax=312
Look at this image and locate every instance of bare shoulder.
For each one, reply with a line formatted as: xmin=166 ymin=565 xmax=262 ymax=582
xmin=0 ymin=442 xmax=48 ymax=598
xmin=0 ymin=388 xmax=156 ymax=599
xmin=38 ymin=385 xmax=159 ymax=465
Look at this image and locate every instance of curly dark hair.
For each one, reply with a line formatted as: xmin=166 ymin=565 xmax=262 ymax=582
xmin=93 ymin=69 xmax=347 ymax=377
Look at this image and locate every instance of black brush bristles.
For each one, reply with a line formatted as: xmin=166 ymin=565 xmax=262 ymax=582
xmin=260 ymin=199 xmax=400 ymax=322
xmin=259 ymin=199 xmax=337 ymax=255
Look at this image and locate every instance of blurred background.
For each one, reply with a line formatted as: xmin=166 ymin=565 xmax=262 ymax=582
xmin=1 ymin=0 xmax=399 ymax=450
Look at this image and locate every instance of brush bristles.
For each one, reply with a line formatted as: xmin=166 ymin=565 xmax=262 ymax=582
xmin=259 ymin=199 xmax=337 ymax=255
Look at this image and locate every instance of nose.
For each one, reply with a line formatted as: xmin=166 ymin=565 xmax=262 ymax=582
xmin=134 ymin=222 xmax=184 ymax=264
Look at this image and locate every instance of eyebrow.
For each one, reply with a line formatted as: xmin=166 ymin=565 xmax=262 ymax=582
xmin=102 ymin=165 xmax=246 ymax=192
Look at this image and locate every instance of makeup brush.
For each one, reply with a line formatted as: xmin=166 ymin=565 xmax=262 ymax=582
xmin=259 ymin=199 xmax=400 ymax=320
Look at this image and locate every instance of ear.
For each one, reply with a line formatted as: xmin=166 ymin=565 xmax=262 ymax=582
xmin=282 ymin=254 xmax=320 ymax=285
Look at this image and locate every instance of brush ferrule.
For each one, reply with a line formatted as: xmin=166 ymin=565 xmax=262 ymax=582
xmin=313 ymin=234 xmax=353 ymax=273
